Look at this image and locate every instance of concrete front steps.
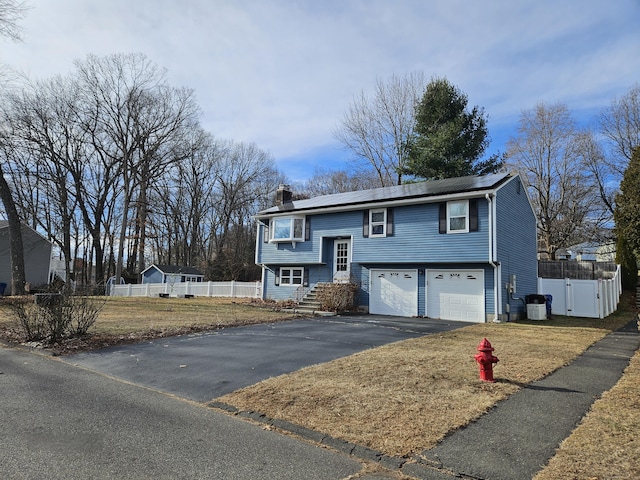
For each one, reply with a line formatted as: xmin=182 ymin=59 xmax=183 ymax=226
xmin=285 ymin=283 xmax=335 ymax=316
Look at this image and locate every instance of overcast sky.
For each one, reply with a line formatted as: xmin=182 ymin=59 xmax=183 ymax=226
xmin=1 ymin=0 xmax=639 ymax=182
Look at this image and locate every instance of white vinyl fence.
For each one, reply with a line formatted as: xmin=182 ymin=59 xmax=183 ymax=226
xmin=110 ymin=281 xmax=262 ymax=299
xmin=537 ymin=265 xmax=622 ymax=319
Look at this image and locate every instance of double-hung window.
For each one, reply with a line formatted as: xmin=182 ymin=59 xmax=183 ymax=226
xmin=363 ymin=208 xmax=392 ymax=238
xmin=271 ymin=216 xmax=305 ymax=243
xmin=280 ymin=267 xmax=304 ymax=285
xmin=447 ymin=200 xmax=469 ymax=233
xmin=370 ymin=209 xmax=387 ymax=237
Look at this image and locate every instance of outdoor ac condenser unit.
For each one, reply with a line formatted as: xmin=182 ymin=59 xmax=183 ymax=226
xmin=526 ymin=303 xmax=546 ymax=321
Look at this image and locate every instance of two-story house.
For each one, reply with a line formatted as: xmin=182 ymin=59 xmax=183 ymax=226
xmin=254 ymin=172 xmax=537 ymax=322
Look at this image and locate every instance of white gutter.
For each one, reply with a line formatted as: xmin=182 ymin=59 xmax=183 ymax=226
xmin=486 ymin=193 xmax=500 ymax=322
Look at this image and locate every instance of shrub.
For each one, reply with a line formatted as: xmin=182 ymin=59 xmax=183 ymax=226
xmin=317 ymin=282 xmax=359 ymax=312
xmin=6 ymin=291 xmax=105 ymax=345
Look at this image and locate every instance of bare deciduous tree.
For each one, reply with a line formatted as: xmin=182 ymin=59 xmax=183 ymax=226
xmin=0 ymin=0 xmax=28 ymax=294
xmin=334 ymin=71 xmax=425 ymax=187
xmin=600 ymin=84 xmax=640 ymax=167
xmin=297 ymin=167 xmax=381 ymax=197
xmin=0 ymin=0 xmax=27 ymax=41
xmin=73 ymin=53 xmax=200 ymax=282
xmin=507 ymin=102 xmax=599 ymax=259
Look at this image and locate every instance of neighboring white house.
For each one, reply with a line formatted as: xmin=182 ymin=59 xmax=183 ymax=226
xmin=0 ymin=221 xmax=53 ymax=294
xmin=556 ymin=242 xmax=616 ymax=262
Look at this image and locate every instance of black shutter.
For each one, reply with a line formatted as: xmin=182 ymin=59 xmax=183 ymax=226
xmin=386 ymin=208 xmax=394 ymax=236
xmin=439 ymin=203 xmax=447 ymax=234
xmin=263 ymin=220 xmax=270 ymax=243
xmin=274 ymin=267 xmax=280 ymax=286
xmin=305 ymin=216 xmax=310 ymax=241
xmin=303 ymin=269 xmax=309 ymax=287
xmin=363 ymin=210 xmax=369 ymax=237
xmin=469 ymin=199 xmax=478 ymax=232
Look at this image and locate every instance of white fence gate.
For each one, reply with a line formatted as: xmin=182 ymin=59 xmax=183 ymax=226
xmin=537 ymin=265 xmax=621 ymax=319
xmin=110 ymin=281 xmax=262 ymax=299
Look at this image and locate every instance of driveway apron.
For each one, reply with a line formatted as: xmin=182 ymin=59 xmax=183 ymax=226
xmin=68 ymin=315 xmax=466 ymax=402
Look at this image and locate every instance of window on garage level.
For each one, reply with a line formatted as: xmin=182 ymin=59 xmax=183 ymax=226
xmin=280 ymin=267 xmax=304 ymax=285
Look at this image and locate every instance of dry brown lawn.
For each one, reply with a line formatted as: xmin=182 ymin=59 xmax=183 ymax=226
xmin=534 ymin=347 xmax=640 ymax=480
xmin=219 ymin=300 xmax=636 ymax=462
xmin=0 ymin=296 xmax=296 ymax=352
xmin=1 ymin=293 xmax=638 ymax=478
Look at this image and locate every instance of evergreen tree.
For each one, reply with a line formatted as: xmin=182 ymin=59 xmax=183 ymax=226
xmin=405 ymin=77 xmax=502 ymax=179
xmin=614 ymin=147 xmax=640 ymax=289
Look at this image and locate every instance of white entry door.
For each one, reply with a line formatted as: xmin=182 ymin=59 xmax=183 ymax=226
xmin=333 ymin=239 xmax=351 ymax=282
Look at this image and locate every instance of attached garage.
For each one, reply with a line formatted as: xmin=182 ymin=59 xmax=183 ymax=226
xmin=427 ymin=270 xmax=485 ymax=322
xmin=370 ymin=269 xmax=418 ymax=317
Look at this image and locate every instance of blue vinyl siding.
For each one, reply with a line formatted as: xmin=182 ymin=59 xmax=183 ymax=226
xmin=495 ymin=176 xmax=538 ymax=317
xmin=354 ymin=202 xmax=489 ymax=263
xmin=143 ymin=268 xmax=163 ymax=284
xmin=356 ymin=263 xmax=494 ymax=318
xmin=257 ymin=201 xmax=491 ymax=266
xmin=257 ymin=175 xmax=536 ymax=322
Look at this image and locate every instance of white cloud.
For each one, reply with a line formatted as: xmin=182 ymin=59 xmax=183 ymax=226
xmin=1 ymin=0 xmax=638 ymax=179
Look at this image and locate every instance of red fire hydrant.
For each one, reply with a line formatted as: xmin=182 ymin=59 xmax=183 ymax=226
xmin=474 ymin=338 xmax=499 ymax=382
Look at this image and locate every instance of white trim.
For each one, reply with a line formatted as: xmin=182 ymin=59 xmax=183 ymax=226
xmin=270 ymin=216 xmax=305 ymax=243
xmin=369 ymin=208 xmax=387 ymax=237
xmin=446 ymin=199 xmax=469 ymax=234
xmin=333 ymin=239 xmax=352 ymax=282
xmin=279 ymin=266 xmax=305 ymax=286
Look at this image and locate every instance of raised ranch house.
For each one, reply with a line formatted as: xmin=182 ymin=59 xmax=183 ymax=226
xmin=141 ymin=264 xmax=204 ymax=284
xmin=0 ymin=221 xmax=53 ymax=294
xmin=254 ymin=172 xmax=538 ymax=323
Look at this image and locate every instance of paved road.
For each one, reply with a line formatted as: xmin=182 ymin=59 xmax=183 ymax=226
xmin=68 ymin=315 xmax=466 ymax=402
xmin=0 ymin=345 xmax=363 ymax=479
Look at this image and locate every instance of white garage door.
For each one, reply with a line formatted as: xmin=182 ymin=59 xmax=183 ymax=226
xmin=370 ymin=269 xmax=418 ymax=317
xmin=427 ymin=270 xmax=484 ymax=322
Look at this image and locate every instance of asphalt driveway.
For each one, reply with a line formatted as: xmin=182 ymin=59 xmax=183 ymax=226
xmin=68 ymin=315 xmax=466 ymax=402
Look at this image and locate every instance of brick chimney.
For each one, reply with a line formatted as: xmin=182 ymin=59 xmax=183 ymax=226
xmin=275 ymin=184 xmax=293 ymax=206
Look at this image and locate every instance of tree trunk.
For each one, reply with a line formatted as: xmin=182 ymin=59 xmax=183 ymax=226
xmin=0 ymin=166 xmax=26 ymax=295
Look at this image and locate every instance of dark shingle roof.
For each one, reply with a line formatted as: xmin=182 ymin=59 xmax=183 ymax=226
xmin=257 ymin=172 xmax=512 ymax=216
xmin=152 ymin=264 xmax=203 ymax=276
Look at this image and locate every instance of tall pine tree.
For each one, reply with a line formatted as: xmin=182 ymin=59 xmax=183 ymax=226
xmin=405 ymin=77 xmax=502 ymax=180
xmin=614 ymin=146 xmax=640 ymax=290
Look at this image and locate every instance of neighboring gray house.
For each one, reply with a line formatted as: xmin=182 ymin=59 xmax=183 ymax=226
xmin=254 ymin=172 xmax=538 ymax=322
xmin=0 ymin=221 xmax=53 ymax=294
xmin=140 ymin=264 xmax=204 ymax=284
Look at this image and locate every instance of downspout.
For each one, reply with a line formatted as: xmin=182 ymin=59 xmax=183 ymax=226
xmin=486 ymin=193 xmax=499 ymax=322
xmin=255 ymin=220 xmax=266 ymax=299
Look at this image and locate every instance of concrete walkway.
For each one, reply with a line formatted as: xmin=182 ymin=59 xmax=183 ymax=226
xmin=401 ymin=320 xmax=640 ymax=479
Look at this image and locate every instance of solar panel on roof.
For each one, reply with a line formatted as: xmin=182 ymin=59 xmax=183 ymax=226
xmin=257 ymin=172 xmax=512 ymax=216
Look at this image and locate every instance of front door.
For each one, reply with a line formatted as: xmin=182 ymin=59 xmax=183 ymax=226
xmin=333 ymin=239 xmax=351 ymax=282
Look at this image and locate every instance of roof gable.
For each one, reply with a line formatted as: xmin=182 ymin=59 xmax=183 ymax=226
xmin=257 ymin=172 xmax=513 ymax=217
xmin=142 ymin=264 xmax=204 ymax=276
